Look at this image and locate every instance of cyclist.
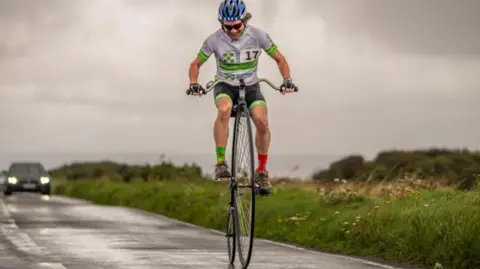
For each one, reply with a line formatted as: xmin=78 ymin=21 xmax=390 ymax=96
xmin=187 ymin=0 xmax=298 ymax=196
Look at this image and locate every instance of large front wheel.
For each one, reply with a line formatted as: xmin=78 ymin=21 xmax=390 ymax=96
xmin=231 ymin=104 xmax=256 ymax=268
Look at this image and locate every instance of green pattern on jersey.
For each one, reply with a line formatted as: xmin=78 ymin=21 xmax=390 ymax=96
xmin=219 ymin=59 xmax=258 ymax=71
xmin=223 ymin=51 xmax=235 ymax=64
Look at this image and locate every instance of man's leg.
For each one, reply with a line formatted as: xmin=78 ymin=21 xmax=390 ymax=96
xmin=213 ymin=86 xmax=235 ymax=180
xmin=251 ymin=104 xmax=270 ymax=168
xmin=247 ymin=87 xmax=272 ymax=195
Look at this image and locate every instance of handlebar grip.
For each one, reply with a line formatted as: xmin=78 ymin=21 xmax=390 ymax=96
xmin=186 ymin=89 xmax=207 ymax=95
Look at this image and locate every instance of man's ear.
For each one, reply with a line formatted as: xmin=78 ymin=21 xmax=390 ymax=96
xmin=242 ymin=12 xmax=252 ymax=24
xmin=218 ymin=19 xmax=226 ymax=31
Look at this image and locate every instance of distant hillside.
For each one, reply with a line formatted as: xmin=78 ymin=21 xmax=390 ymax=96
xmin=312 ymin=148 xmax=480 ymax=183
xmin=48 ymin=160 xmax=203 ymax=182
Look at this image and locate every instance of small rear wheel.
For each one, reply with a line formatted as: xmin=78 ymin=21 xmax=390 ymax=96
xmin=226 ymin=205 xmax=236 ymax=264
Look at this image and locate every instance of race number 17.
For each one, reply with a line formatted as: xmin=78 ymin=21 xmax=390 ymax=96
xmin=241 ymin=49 xmax=260 ymax=62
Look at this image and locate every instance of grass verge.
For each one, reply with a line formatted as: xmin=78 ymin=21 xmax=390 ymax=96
xmin=53 ymin=178 xmax=480 ymax=269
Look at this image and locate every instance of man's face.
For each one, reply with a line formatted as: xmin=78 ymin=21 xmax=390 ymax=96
xmin=222 ymin=20 xmax=244 ymax=40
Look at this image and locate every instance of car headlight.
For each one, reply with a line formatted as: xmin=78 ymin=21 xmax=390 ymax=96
xmin=7 ymin=177 xmax=17 ymax=184
xmin=40 ymin=177 xmax=50 ymax=184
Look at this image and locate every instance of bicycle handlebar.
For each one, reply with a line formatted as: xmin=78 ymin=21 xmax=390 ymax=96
xmin=186 ymin=78 xmax=298 ymax=95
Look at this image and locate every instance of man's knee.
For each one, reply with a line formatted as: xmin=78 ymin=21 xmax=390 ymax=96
xmin=250 ymin=101 xmax=269 ymax=134
xmin=254 ymin=117 xmax=269 ymax=134
xmin=215 ymin=95 xmax=233 ymax=122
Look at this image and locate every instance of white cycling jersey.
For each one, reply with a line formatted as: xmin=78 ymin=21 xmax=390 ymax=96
xmin=197 ymin=25 xmax=278 ymax=85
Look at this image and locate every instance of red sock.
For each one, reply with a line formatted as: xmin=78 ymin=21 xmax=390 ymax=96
xmin=257 ymin=154 xmax=268 ymax=171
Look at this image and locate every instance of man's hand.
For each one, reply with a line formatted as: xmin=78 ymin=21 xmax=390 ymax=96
xmin=280 ymin=77 xmax=298 ymax=95
xmin=187 ymin=83 xmax=205 ymax=96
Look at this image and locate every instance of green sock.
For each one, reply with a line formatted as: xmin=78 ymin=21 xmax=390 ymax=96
xmin=216 ymin=146 xmax=226 ymax=163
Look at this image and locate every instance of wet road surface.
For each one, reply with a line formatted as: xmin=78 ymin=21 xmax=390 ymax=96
xmin=0 ymin=193 xmax=409 ymax=269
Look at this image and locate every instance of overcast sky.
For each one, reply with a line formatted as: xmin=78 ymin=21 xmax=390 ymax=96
xmin=1 ymin=0 xmax=479 ymax=163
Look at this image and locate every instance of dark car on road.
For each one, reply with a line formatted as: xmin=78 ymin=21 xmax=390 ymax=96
xmin=4 ymin=162 xmax=51 ymax=196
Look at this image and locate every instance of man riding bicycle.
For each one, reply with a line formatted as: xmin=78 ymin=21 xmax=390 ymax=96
xmin=187 ymin=0 xmax=298 ymax=196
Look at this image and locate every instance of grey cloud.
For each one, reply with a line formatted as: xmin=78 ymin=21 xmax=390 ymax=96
xmin=0 ymin=0 xmax=82 ymax=59
xmin=298 ymin=0 xmax=480 ymax=56
xmin=0 ymin=0 xmax=479 ymax=172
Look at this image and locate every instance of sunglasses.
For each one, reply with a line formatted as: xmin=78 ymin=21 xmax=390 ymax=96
xmin=223 ymin=22 xmax=243 ymax=31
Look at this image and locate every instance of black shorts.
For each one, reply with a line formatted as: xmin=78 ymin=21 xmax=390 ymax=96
xmin=213 ymin=83 xmax=267 ymax=113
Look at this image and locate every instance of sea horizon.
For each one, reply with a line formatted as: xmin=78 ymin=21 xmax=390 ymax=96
xmin=0 ymin=152 xmax=340 ymax=179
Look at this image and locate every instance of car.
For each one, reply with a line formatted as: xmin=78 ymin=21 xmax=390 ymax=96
xmin=4 ymin=162 xmax=51 ymax=196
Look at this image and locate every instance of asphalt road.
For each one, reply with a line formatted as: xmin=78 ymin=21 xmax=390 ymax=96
xmin=0 ymin=193 xmax=409 ymax=269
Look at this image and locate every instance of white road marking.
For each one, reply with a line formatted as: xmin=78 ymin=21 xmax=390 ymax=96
xmin=0 ymin=197 xmax=12 ymax=218
xmin=1 ymin=197 xmax=67 ymax=269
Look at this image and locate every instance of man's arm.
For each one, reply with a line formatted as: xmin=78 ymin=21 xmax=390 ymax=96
xmin=269 ymin=49 xmax=291 ymax=80
xmin=256 ymin=29 xmax=291 ymax=80
xmin=189 ymin=37 xmax=215 ymax=84
xmin=189 ymin=57 xmax=205 ymax=84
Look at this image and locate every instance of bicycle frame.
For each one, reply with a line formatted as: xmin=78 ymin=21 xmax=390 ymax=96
xmin=186 ymin=77 xmax=298 ymax=268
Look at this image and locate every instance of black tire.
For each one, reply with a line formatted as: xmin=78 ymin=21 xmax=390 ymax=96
xmin=226 ymin=205 xmax=236 ymax=264
xmin=230 ymin=103 xmax=256 ymax=268
xmin=41 ymin=186 xmax=51 ymax=195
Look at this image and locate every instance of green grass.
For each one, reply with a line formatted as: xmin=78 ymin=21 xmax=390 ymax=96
xmin=53 ymin=179 xmax=480 ymax=269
